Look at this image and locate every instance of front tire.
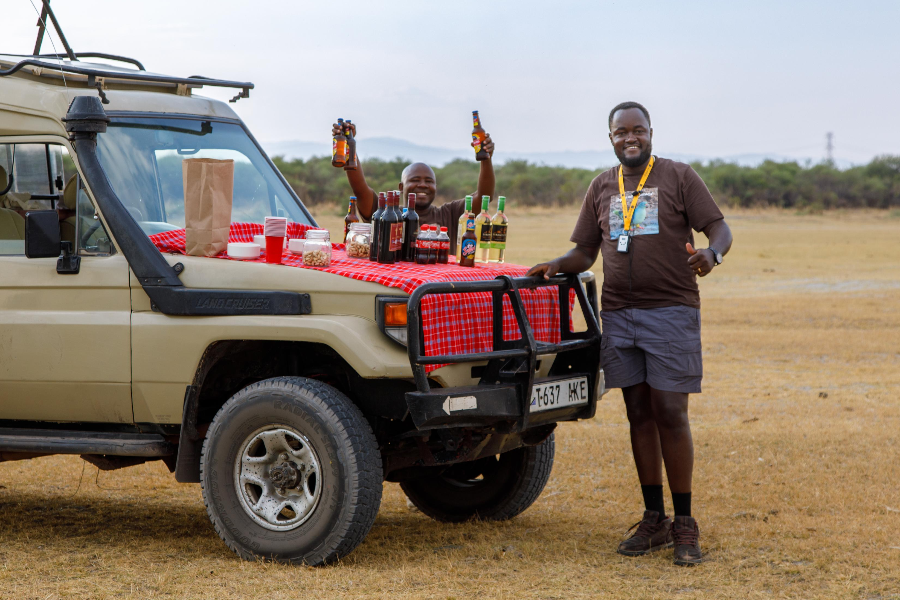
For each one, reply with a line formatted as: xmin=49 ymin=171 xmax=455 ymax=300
xmin=401 ymin=433 xmax=555 ymax=523
xmin=200 ymin=377 xmax=382 ymax=565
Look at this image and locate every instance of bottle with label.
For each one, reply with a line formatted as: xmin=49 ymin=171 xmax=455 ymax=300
xmin=419 ymin=225 xmax=433 ymax=264
xmin=415 ymin=225 xmax=429 ymax=265
xmin=437 ymin=226 xmax=450 ymax=264
xmin=489 ymin=195 xmax=508 ymax=263
xmin=378 ymin=192 xmax=402 ymax=264
xmin=344 ymin=195 xmax=359 ymax=241
xmin=474 ymin=195 xmax=492 ymax=263
xmin=344 ymin=119 xmax=358 ymax=170
xmin=456 ymin=195 xmax=473 ymax=262
xmin=401 ymin=193 xmax=419 ymax=262
xmin=472 ymin=111 xmax=489 ymax=161
xmin=369 ymin=191 xmax=386 ymax=262
xmin=459 ymin=220 xmax=477 ymax=267
xmin=332 ymin=118 xmax=348 ymax=168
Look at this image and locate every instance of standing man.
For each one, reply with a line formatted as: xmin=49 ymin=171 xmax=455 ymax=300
xmin=331 ymin=122 xmax=496 ymax=254
xmin=527 ymin=102 xmax=732 ymax=566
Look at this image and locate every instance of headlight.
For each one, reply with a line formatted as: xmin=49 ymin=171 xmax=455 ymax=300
xmin=376 ymin=296 xmax=408 ymax=346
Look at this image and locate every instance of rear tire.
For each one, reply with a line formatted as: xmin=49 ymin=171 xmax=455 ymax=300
xmin=401 ymin=433 xmax=554 ymax=523
xmin=200 ymin=377 xmax=382 ymax=565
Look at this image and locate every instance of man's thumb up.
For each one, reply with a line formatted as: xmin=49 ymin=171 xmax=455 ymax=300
xmin=686 ymin=242 xmax=697 ymax=255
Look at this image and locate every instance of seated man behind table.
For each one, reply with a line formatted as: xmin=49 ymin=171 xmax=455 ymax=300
xmin=331 ymin=121 xmax=495 ymax=255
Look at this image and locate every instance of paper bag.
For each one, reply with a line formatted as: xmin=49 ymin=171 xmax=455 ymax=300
xmin=183 ymin=158 xmax=234 ymax=257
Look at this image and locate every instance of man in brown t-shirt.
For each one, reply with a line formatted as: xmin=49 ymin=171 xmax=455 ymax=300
xmin=331 ymin=122 xmax=496 ymax=254
xmin=528 ymin=102 xmax=733 ymax=566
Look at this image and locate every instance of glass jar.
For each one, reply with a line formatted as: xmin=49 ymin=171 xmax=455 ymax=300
xmin=345 ymin=223 xmax=371 ymax=259
xmin=303 ymin=229 xmax=331 ymax=267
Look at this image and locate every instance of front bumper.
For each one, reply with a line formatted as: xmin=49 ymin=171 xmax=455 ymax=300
xmin=404 ymin=274 xmax=602 ymax=433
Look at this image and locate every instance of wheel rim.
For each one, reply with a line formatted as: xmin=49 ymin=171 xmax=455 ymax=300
xmin=233 ymin=426 xmax=322 ymax=531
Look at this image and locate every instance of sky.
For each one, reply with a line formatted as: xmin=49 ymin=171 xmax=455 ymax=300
xmin=5 ymin=0 xmax=900 ymax=165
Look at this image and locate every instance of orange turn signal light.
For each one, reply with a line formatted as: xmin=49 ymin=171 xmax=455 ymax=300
xmin=384 ymin=303 xmax=408 ymax=327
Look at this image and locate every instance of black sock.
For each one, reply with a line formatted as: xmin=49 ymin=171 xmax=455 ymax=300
xmin=672 ymin=492 xmax=692 ymax=517
xmin=641 ymin=484 xmax=665 ymax=517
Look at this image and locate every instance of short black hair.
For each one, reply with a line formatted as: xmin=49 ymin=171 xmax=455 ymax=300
xmin=608 ymin=102 xmax=651 ymax=130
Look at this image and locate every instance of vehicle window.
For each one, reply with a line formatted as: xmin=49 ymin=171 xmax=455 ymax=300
xmin=0 ymin=143 xmax=76 ymax=255
xmin=95 ymin=118 xmax=313 ymax=236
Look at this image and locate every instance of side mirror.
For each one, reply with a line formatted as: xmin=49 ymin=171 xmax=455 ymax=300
xmin=24 ymin=211 xmax=80 ymax=274
xmin=24 ymin=210 xmax=61 ymax=258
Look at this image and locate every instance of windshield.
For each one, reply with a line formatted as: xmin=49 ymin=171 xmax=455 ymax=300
xmin=95 ymin=117 xmax=313 ymax=235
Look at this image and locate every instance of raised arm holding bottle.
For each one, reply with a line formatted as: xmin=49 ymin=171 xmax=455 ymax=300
xmin=330 ymin=118 xmax=496 ymax=255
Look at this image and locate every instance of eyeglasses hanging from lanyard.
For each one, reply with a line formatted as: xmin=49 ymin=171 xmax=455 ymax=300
xmin=616 ymin=156 xmax=655 ymax=253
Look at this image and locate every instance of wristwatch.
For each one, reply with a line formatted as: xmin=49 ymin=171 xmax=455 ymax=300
xmin=707 ymin=246 xmax=723 ymax=265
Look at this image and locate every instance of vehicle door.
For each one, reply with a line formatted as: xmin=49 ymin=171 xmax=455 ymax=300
xmin=0 ymin=139 xmax=133 ymax=423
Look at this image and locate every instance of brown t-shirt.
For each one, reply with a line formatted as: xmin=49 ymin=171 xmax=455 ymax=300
xmin=570 ymin=157 xmax=723 ymax=311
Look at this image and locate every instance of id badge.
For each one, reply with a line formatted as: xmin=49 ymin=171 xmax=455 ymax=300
xmin=617 ymin=234 xmax=630 ymax=253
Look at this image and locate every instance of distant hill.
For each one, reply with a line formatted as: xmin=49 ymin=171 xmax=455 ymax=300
xmin=262 ymin=137 xmax=848 ymax=169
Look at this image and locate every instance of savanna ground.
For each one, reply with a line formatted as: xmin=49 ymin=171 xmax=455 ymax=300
xmin=1 ymin=208 xmax=898 ymax=599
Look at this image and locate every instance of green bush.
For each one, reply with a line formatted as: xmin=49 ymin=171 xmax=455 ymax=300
xmin=272 ymin=155 xmax=900 ymax=210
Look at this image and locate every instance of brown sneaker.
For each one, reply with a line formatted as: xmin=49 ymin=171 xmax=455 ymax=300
xmin=617 ymin=510 xmax=674 ymax=556
xmin=673 ymin=515 xmax=703 ymax=566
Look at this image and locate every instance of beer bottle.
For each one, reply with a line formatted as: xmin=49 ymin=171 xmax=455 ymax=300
xmin=472 ymin=111 xmax=489 ymax=161
xmin=459 ymin=220 xmax=477 ymax=267
xmin=456 ymin=195 xmax=473 ymax=262
xmin=474 ymin=195 xmax=492 ymax=263
xmin=369 ymin=191 xmax=386 ymax=262
xmin=332 ymin=118 xmax=348 ymax=168
xmin=344 ymin=119 xmax=358 ymax=170
xmin=344 ymin=195 xmax=359 ymax=241
xmin=437 ymin=226 xmax=450 ymax=264
xmin=402 ymin=193 xmax=419 ymax=262
xmin=489 ymin=195 xmax=508 ymax=263
xmin=415 ymin=225 xmax=429 ymax=265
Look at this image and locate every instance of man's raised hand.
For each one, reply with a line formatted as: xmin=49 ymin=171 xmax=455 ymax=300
xmin=473 ymin=133 xmax=495 ymax=159
xmin=332 ymin=121 xmax=357 ymax=137
xmin=686 ymin=242 xmax=714 ymax=277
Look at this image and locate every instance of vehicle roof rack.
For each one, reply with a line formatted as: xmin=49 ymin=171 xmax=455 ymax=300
xmin=2 ymin=0 xmax=253 ymax=103
xmin=37 ymin=52 xmax=146 ymax=71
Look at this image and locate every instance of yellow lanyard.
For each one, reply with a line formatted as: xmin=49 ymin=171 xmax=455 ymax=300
xmin=618 ymin=156 xmax=655 ymax=232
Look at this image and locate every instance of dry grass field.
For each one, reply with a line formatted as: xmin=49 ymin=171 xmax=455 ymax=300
xmin=1 ymin=208 xmax=898 ymax=599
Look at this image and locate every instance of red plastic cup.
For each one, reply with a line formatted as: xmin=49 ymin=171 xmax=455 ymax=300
xmin=265 ymin=236 xmax=284 ymax=263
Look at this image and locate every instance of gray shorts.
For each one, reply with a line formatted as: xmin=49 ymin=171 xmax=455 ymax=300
xmin=600 ymin=305 xmax=703 ymax=394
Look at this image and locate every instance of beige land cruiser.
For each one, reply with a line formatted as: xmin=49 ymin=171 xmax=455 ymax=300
xmin=0 ymin=17 xmax=602 ymax=566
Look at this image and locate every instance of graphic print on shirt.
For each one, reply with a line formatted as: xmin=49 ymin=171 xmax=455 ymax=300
xmin=608 ymin=187 xmax=659 ymax=239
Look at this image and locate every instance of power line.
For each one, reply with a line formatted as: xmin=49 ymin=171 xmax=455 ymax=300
xmin=826 ymin=132 xmax=834 ymax=163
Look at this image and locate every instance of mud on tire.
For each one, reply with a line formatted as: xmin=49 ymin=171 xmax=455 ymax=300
xmin=200 ymin=376 xmax=382 ymax=565
xmin=401 ymin=433 xmax=554 ymax=523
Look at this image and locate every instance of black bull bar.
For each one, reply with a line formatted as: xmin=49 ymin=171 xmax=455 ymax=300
xmin=404 ymin=273 xmax=603 ymax=432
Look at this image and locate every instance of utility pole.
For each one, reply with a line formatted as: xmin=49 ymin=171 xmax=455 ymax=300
xmin=826 ymin=132 xmax=834 ymax=164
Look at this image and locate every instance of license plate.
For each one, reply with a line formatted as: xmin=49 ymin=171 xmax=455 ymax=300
xmin=529 ymin=377 xmax=589 ymax=413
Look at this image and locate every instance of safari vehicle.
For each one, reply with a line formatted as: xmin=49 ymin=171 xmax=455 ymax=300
xmin=0 ymin=6 xmax=603 ymax=566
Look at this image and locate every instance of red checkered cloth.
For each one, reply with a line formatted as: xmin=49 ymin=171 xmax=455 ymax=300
xmin=150 ymin=223 xmax=574 ymax=372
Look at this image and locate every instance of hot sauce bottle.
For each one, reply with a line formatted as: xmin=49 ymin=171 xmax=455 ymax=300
xmin=459 ymin=220 xmax=477 ymax=267
xmin=474 ymin=195 xmax=492 ymax=263
xmin=344 ymin=119 xmax=358 ymax=170
xmin=489 ymin=195 xmax=508 ymax=263
xmin=472 ymin=111 xmax=489 ymax=161
xmin=456 ymin=195 xmax=473 ymax=262
xmin=344 ymin=195 xmax=359 ymax=241
xmin=332 ymin=118 xmax=348 ymax=168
